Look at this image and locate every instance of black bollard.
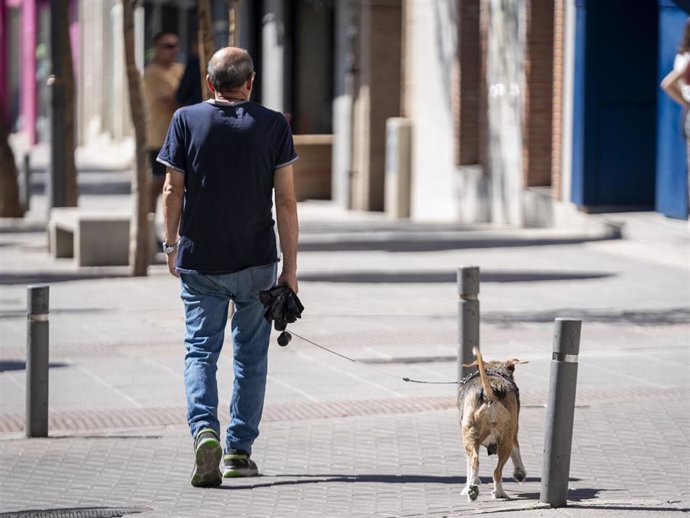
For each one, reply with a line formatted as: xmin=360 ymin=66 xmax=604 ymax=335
xmin=540 ymin=318 xmax=582 ymax=507
xmin=26 ymin=285 xmax=49 ymax=438
xmin=22 ymin=153 xmax=31 ymax=211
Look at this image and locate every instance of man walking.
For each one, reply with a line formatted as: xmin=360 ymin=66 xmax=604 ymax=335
xmin=157 ymin=47 xmax=299 ymax=487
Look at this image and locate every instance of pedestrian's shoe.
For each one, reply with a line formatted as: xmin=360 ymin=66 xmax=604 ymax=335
xmin=223 ymin=449 xmax=259 ymax=477
xmin=191 ymin=428 xmax=223 ymax=487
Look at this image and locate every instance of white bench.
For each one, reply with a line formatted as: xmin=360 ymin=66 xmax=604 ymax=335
xmin=48 ymin=208 xmax=156 ymax=267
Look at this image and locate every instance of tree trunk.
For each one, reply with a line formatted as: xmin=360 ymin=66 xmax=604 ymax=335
xmin=228 ymin=1 xmax=240 ymax=46
xmin=60 ymin=0 xmax=79 ymax=207
xmin=197 ymin=0 xmax=215 ymax=101
xmin=0 ymin=113 xmax=24 ymax=218
xmin=51 ymin=0 xmax=79 ymax=207
xmin=123 ymin=0 xmax=149 ymax=276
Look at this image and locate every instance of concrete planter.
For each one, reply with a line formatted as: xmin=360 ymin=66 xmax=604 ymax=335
xmin=292 ymin=134 xmax=333 ymax=201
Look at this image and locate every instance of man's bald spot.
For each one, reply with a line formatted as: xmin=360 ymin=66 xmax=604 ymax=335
xmin=207 ymin=47 xmax=255 ymax=91
xmin=209 ymin=47 xmax=247 ymax=69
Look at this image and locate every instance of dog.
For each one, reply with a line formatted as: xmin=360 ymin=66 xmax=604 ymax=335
xmin=458 ymin=347 xmax=527 ymax=501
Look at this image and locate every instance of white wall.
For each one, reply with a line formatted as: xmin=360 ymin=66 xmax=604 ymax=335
xmin=560 ymin=0 xmax=576 ymax=204
xmin=261 ymin=0 xmax=286 ymax=113
xmin=486 ymin=0 xmax=525 ymax=226
xmin=331 ymin=0 xmax=353 ymax=209
xmin=405 ymin=0 xmax=458 ymax=221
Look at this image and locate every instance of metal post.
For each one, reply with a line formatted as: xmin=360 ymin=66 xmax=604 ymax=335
xmin=457 ymin=266 xmax=480 ymax=381
xmin=26 ymin=285 xmax=49 ymax=438
xmin=22 ymin=152 xmax=31 ymax=211
xmin=540 ymin=318 xmax=582 ymax=507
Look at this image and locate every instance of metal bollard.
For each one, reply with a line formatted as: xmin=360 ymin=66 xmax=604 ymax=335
xmin=26 ymin=285 xmax=49 ymax=438
xmin=457 ymin=266 xmax=480 ymax=381
xmin=540 ymin=318 xmax=582 ymax=507
xmin=22 ymin=153 xmax=31 ymax=212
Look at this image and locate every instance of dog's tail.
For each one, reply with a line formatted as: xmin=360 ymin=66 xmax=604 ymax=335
xmin=473 ymin=347 xmax=497 ymax=402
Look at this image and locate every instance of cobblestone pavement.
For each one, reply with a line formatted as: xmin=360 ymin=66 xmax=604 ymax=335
xmin=1 ymin=195 xmax=689 ymax=517
xmin=1 ymin=398 xmax=688 ymax=517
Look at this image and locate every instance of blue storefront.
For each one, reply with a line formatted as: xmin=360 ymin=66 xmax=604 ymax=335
xmin=571 ymin=0 xmax=689 ymax=219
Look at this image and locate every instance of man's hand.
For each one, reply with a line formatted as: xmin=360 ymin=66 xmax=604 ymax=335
xmin=162 ymin=168 xmax=184 ymax=280
xmin=167 ymin=250 xmax=180 ymax=278
xmin=278 ymin=269 xmax=298 ymax=294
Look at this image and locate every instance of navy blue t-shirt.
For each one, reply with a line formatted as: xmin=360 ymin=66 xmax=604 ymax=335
xmin=157 ymin=100 xmax=298 ymax=274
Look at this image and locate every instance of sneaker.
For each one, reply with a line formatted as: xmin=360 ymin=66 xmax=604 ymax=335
xmin=191 ymin=428 xmax=223 ymax=487
xmin=223 ymin=449 xmax=259 ymax=477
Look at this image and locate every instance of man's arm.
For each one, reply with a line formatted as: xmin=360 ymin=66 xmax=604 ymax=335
xmin=162 ymin=168 xmax=185 ymax=278
xmin=274 ymin=165 xmax=299 ymax=293
xmin=661 ymin=68 xmax=690 ymax=109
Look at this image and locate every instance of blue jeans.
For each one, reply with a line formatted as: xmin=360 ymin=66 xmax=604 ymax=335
xmin=179 ymin=262 xmax=277 ymax=454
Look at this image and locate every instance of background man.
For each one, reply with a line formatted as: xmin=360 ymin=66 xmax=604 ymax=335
xmin=157 ymin=47 xmax=299 ymax=488
xmin=143 ymin=31 xmax=184 ymax=218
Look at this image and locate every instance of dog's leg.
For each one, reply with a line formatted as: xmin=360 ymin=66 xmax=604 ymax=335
xmin=461 ymin=445 xmax=481 ymax=501
xmin=511 ymin=439 xmax=526 ymax=483
xmin=491 ymin=442 xmax=511 ymax=499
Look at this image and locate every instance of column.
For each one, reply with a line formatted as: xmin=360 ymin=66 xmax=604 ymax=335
xmin=351 ymin=0 xmax=402 ymax=212
xmin=331 ymin=0 xmax=356 ymax=208
xmin=261 ymin=0 xmax=286 ymax=112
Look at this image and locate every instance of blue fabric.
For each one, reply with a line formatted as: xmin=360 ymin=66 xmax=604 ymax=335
xmin=157 ymin=100 xmax=298 ymax=274
xmin=180 ymin=262 xmax=277 ymax=454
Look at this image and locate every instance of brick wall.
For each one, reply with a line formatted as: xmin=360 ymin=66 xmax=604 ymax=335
xmin=454 ymin=0 xmax=481 ymax=166
xmin=522 ymin=0 xmax=554 ymax=187
xmin=479 ymin=0 xmax=489 ymax=169
xmin=551 ymin=0 xmax=564 ymax=198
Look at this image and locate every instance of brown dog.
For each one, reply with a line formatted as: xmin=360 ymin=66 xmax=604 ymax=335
xmin=458 ymin=347 xmax=527 ymax=500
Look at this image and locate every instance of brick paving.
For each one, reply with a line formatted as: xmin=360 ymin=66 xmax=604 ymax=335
xmin=1 ymin=192 xmax=689 ymax=516
xmin=1 ymin=400 xmax=688 ymax=517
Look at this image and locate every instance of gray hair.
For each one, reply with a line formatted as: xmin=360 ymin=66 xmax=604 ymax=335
xmin=207 ymin=48 xmax=254 ymax=91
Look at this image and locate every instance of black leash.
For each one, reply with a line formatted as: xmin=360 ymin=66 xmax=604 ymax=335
xmin=289 ymin=330 xmax=474 ymax=385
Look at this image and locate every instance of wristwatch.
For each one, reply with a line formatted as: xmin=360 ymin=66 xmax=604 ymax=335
xmin=162 ymin=240 xmax=179 ymax=255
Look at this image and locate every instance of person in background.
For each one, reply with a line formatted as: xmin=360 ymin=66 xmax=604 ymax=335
xmin=143 ymin=31 xmax=184 ymax=218
xmin=661 ymin=19 xmax=690 ymax=208
xmin=158 ymin=47 xmax=299 ymax=487
xmin=176 ymin=36 xmax=203 ymax=106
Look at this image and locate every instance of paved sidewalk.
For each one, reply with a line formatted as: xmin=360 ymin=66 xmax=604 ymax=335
xmin=0 ymin=175 xmax=689 ymax=516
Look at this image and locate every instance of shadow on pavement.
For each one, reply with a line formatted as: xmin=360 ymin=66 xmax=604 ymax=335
xmin=29 ymin=182 xmax=131 ymax=196
xmin=0 ymin=271 xmax=129 ymax=286
xmin=516 ymin=487 xmax=613 ymax=502
xmin=0 ymin=360 xmax=68 ymax=372
xmin=567 ymin=504 xmax=690 ymax=513
xmin=224 ymin=474 xmax=552 ymax=490
xmin=483 ymin=307 xmax=690 ymax=326
xmin=299 ymin=270 xmax=615 ymax=284
xmin=298 ymin=236 xmax=616 ymax=253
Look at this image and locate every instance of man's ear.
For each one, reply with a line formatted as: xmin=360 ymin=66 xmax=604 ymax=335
xmin=206 ymin=75 xmax=215 ymax=94
xmin=246 ymin=74 xmax=254 ymax=92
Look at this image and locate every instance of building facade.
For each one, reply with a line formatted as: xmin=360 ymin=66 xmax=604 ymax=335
xmin=2 ymin=0 xmax=688 ymax=222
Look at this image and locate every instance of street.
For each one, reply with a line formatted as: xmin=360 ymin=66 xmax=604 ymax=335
xmin=0 ymin=179 xmax=688 ymax=516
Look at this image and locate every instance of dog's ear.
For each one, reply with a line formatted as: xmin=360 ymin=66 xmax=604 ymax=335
xmin=505 ymin=358 xmax=528 ymax=371
xmin=462 ymin=360 xmax=478 ymax=368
